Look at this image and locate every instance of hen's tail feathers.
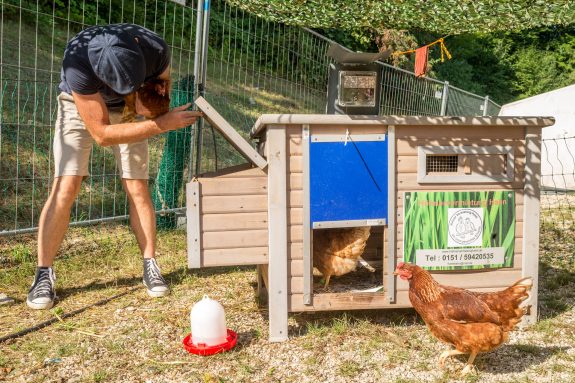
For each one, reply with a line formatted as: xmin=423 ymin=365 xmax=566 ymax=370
xmin=511 ymin=277 xmax=533 ymax=304
xmin=474 ymin=276 xmax=533 ymax=331
xmin=502 ymin=277 xmax=533 ymax=330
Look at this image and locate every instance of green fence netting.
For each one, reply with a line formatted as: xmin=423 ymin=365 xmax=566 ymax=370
xmin=152 ymin=75 xmax=195 ymax=229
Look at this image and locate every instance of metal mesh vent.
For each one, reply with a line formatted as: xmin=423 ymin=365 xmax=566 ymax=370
xmin=426 ymin=155 xmax=458 ymax=173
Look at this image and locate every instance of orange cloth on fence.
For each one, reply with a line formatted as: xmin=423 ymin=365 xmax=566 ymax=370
xmin=414 ymin=45 xmax=429 ymax=77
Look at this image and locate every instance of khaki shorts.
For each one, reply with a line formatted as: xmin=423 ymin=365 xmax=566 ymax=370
xmin=53 ymin=92 xmax=149 ymax=179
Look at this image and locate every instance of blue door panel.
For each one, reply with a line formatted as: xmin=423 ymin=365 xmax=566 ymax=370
xmin=310 ymin=139 xmax=388 ymax=224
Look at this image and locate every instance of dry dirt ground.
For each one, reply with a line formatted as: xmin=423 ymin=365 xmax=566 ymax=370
xmin=1 ymin=216 xmax=575 ymax=383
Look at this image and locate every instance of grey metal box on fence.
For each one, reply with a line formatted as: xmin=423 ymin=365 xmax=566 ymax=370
xmin=325 ymin=43 xmax=390 ymax=115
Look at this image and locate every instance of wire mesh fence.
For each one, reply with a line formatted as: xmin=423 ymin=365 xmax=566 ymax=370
xmin=1 ymin=0 xmax=513 ymax=237
xmin=446 ymin=84 xmax=487 ymax=116
xmin=541 ymin=136 xmax=575 ymax=229
xmin=0 ymin=0 xmax=197 ymax=235
xmin=199 ymin=1 xmax=332 ymax=172
xmin=378 ymin=64 xmax=446 ymax=115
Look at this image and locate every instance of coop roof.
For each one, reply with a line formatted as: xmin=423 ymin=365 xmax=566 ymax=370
xmin=250 ymin=115 xmax=555 ymax=138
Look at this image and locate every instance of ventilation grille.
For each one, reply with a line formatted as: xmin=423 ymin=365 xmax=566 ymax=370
xmin=426 ymin=155 xmax=458 ymax=173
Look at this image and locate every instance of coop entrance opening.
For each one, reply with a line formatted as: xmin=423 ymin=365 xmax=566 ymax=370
xmin=312 ymin=226 xmax=383 ymax=294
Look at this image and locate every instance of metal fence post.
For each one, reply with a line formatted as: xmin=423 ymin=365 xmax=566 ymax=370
xmin=440 ymin=81 xmax=449 ymax=116
xmin=192 ymin=0 xmax=207 ymax=177
xmin=483 ymin=95 xmax=490 ymax=116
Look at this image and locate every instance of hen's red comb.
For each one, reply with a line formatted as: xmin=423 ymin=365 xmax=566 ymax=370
xmin=397 ymin=262 xmax=405 ymax=268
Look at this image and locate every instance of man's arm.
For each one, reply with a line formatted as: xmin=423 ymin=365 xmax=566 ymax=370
xmin=158 ymin=65 xmax=170 ymax=81
xmin=72 ymin=91 xmax=199 ymax=147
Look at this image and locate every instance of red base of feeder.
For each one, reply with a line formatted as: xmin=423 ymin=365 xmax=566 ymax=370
xmin=183 ymin=329 xmax=237 ymax=356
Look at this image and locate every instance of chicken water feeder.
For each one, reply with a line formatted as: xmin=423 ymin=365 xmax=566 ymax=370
xmin=186 ymin=96 xmax=553 ymax=342
xmin=183 ymin=295 xmax=237 ymax=355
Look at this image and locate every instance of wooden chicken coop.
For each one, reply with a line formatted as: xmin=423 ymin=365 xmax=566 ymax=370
xmin=187 ymin=97 xmax=554 ymax=342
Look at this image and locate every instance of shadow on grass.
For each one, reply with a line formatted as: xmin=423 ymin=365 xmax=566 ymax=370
xmin=287 ymin=308 xmax=422 ymax=338
xmin=55 ymin=265 xmax=256 ymax=300
xmin=477 ymin=344 xmax=569 ymax=374
xmin=538 ymin=223 xmax=575 ymax=321
xmin=232 ymin=329 xmax=261 ymax=351
xmin=538 ymin=261 xmax=575 ymax=321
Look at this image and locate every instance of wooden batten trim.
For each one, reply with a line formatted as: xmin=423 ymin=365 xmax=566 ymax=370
xmin=251 ymin=115 xmax=555 ymax=137
xmin=186 ymin=181 xmax=202 ymax=269
xmin=386 ymin=125 xmax=397 ymax=303
xmin=195 ymin=96 xmax=268 ymax=169
xmin=288 ymin=291 xmax=412 ymax=312
xmin=289 ymin=174 xmax=303 ymax=190
xmin=522 ymin=127 xmax=542 ymax=326
xmin=302 ymin=124 xmax=313 ymax=305
xmin=267 ymin=126 xmax=289 ymax=342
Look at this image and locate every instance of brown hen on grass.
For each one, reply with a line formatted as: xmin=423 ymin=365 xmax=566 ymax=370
xmin=395 ymin=262 xmax=532 ymax=375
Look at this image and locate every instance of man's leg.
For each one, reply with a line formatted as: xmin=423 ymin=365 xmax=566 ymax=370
xmin=122 ymin=178 xmax=169 ymax=297
xmin=28 ymin=175 xmax=83 ymax=309
xmin=37 ymin=176 xmax=83 ymax=266
xmin=122 ymin=178 xmax=156 ymax=259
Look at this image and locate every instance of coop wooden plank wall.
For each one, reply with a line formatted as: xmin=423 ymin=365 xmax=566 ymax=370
xmin=191 ymin=164 xmax=269 ymax=267
xmin=248 ymin=116 xmax=553 ymax=314
xmin=246 ymin=116 xmax=550 ymax=328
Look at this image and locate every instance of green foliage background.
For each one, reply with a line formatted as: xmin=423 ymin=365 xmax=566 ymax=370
xmin=431 ymin=27 xmax=575 ymax=104
xmin=225 ymin=0 xmax=575 ymax=34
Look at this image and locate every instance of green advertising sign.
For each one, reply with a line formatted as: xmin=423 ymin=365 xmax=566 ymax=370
xmin=403 ymin=191 xmax=515 ymax=270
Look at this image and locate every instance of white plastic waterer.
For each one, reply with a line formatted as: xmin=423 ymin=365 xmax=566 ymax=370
xmin=190 ymin=295 xmax=227 ymax=346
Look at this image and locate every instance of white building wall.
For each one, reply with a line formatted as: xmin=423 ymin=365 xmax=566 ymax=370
xmin=500 ymin=85 xmax=575 ymax=190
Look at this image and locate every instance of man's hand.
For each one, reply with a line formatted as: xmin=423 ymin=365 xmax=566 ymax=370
xmin=154 ymin=103 xmax=202 ymax=132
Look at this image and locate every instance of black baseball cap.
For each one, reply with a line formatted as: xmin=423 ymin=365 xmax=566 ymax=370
xmin=87 ymin=28 xmax=146 ymax=95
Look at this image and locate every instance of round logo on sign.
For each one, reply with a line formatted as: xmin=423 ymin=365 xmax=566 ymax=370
xmin=448 ymin=209 xmax=483 ymax=246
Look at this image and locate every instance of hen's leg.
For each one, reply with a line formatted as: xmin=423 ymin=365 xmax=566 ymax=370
xmin=460 ymin=352 xmax=478 ymax=376
xmin=323 ymin=275 xmax=331 ymax=290
xmin=439 ymin=349 xmax=465 ymax=367
xmin=358 ymin=256 xmax=376 ymax=272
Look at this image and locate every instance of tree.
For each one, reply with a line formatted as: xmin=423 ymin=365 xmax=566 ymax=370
xmin=225 ymin=0 xmax=575 ymax=34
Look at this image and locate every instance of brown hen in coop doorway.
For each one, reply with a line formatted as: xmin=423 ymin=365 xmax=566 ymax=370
xmin=312 ymin=226 xmax=374 ymax=289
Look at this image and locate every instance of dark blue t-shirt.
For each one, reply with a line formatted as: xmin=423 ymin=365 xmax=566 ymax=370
xmin=59 ymin=24 xmax=170 ymax=106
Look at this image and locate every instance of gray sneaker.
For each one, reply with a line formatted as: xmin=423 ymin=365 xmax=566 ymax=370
xmin=27 ymin=267 xmax=57 ymax=310
xmin=143 ymin=258 xmax=170 ymax=297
